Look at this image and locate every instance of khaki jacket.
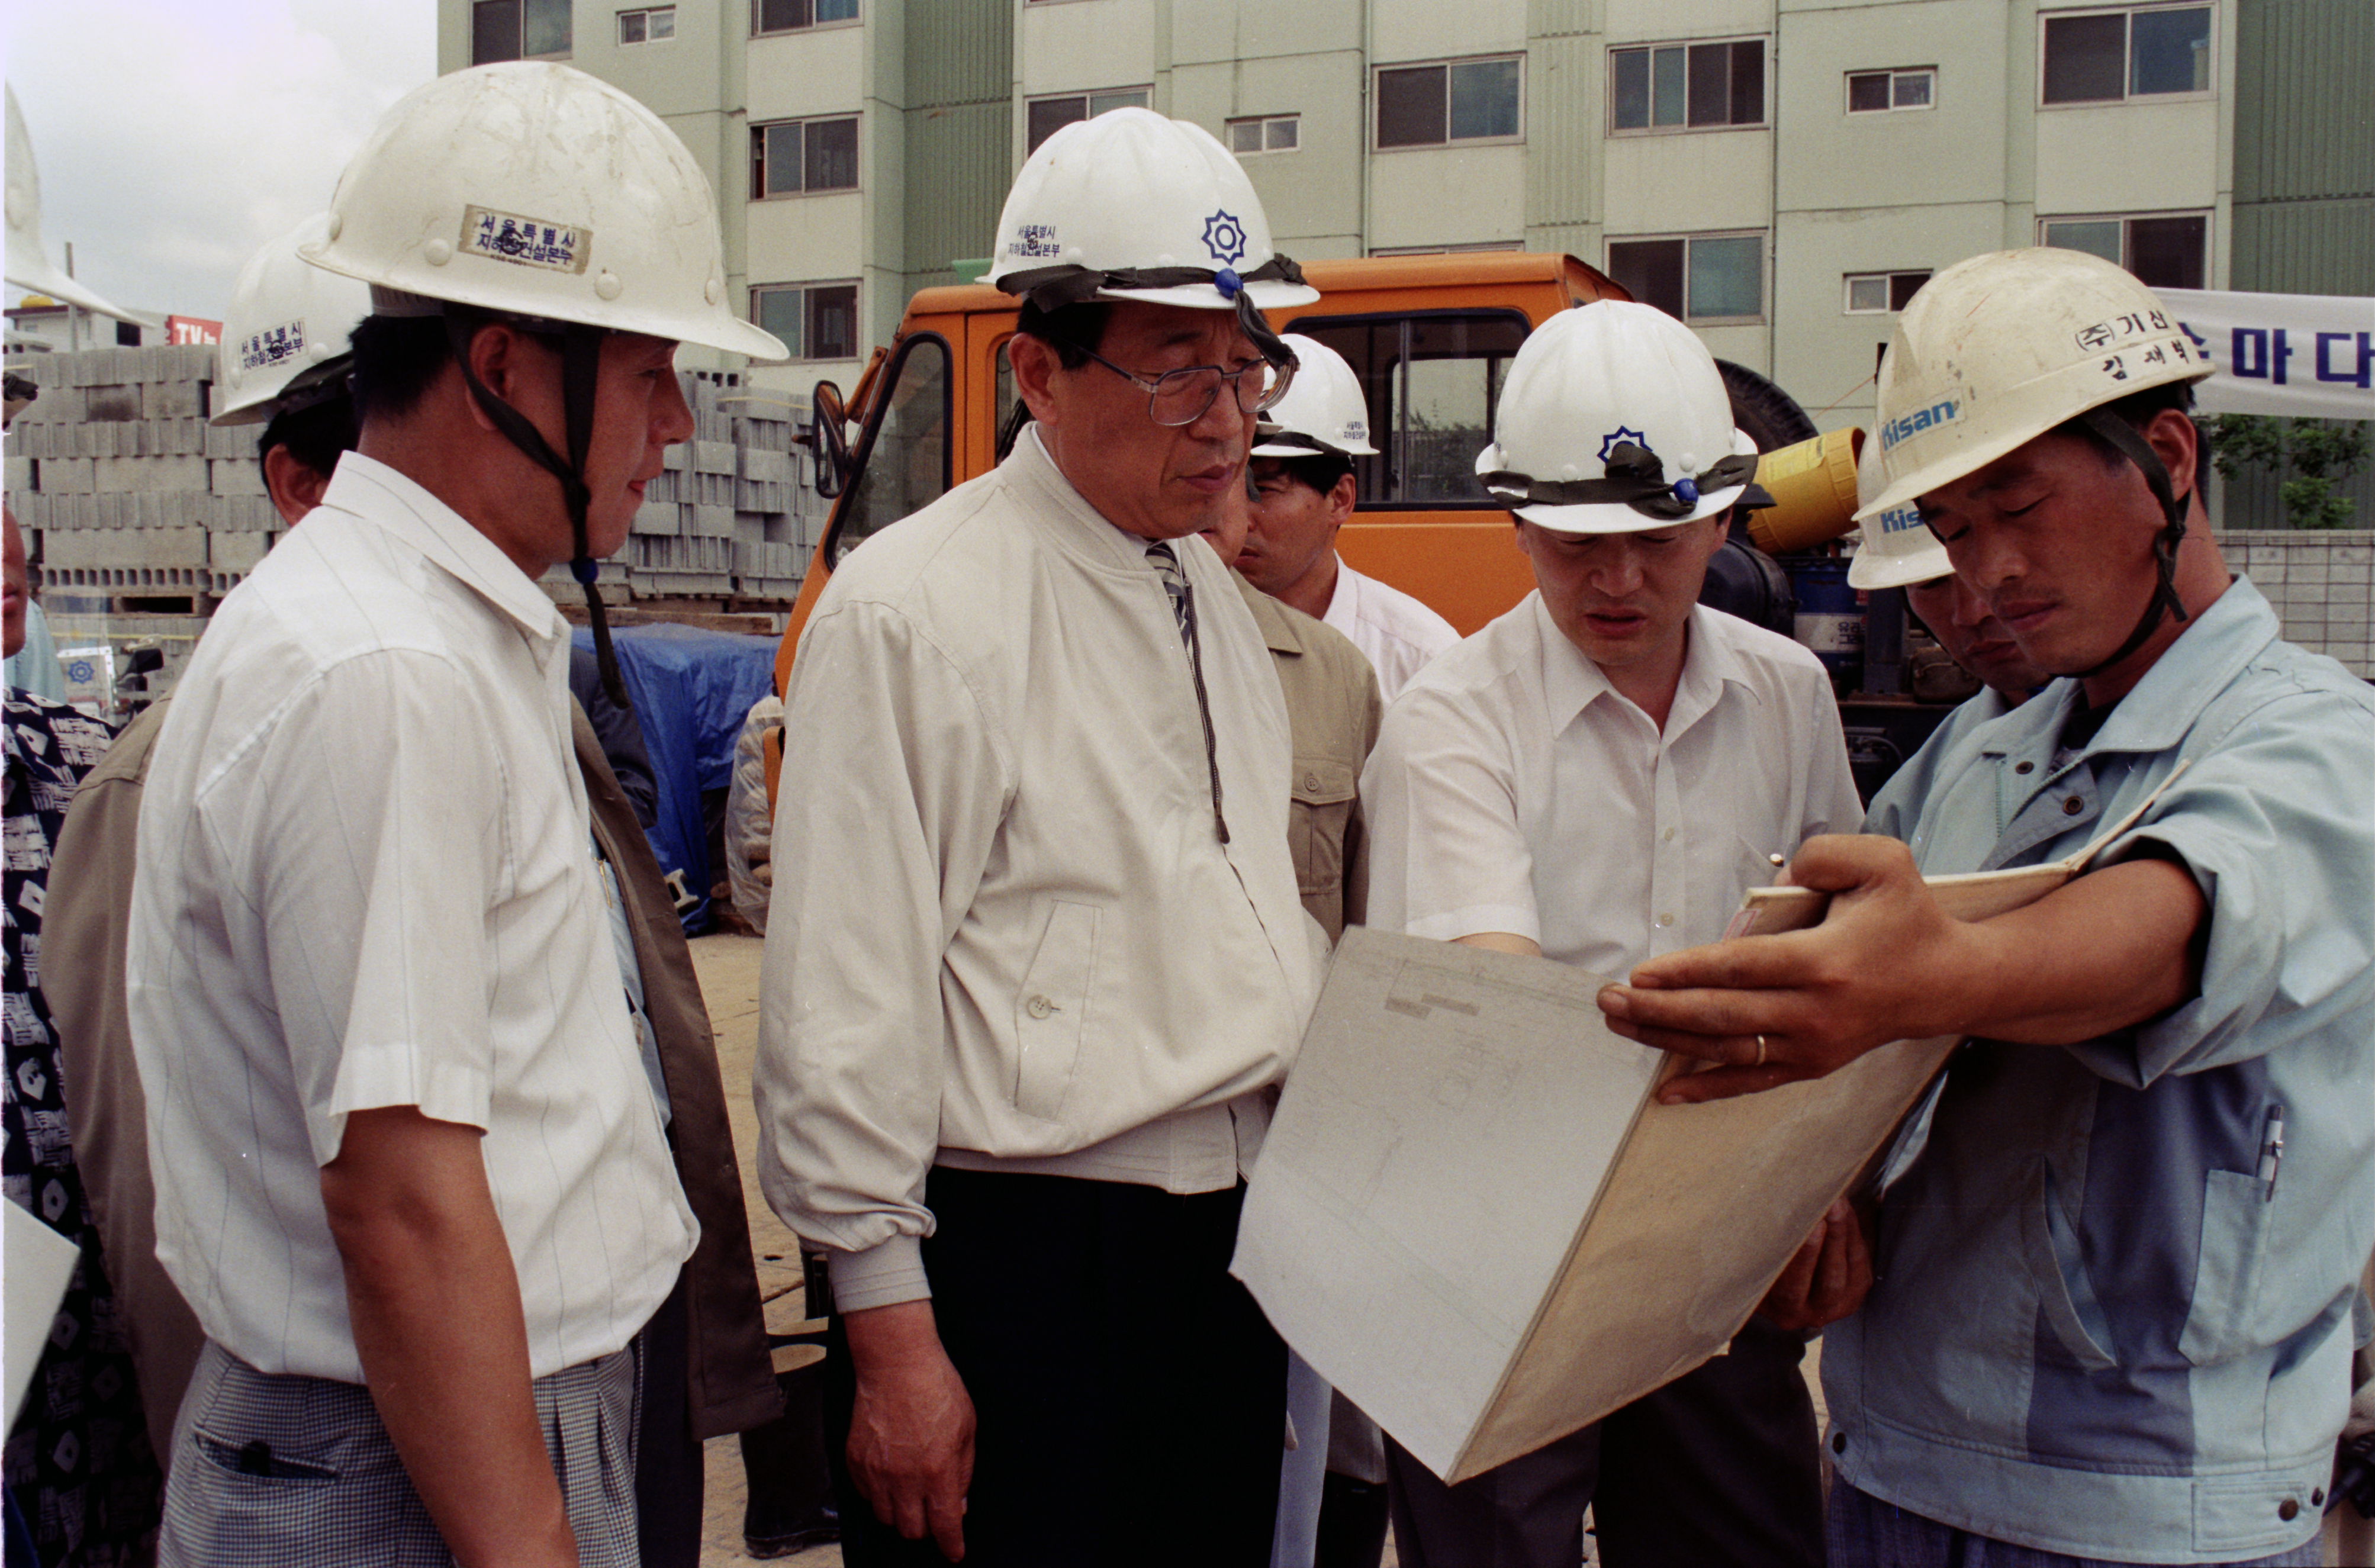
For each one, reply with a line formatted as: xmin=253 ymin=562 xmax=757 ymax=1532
xmin=1234 ymin=573 xmax=1382 ymax=942
xmin=47 ymin=698 xmax=780 ymax=1454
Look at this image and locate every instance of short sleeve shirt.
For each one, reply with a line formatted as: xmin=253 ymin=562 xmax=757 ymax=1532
xmin=1363 ymin=596 xmax=1862 ymax=971
xmin=128 ymin=453 xmax=696 ymax=1383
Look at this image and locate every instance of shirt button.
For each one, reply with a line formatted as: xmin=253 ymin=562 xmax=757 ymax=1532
xmin=1025 ymin=994 xmax=1058 ymax=1020
xmin=1304 ymin=771 xmax=1321 ymax=791
xmin=2014 ymin=760 xmax=2035 ymax=775
xmin=1832 ymin=1431 xmax=1848 ymax=1454
xmin=2279 ymin=1498 xmax=2300 ymax=1522
xmin=1655 ymin=913 xmax=1674 ymax=929
xmin=2062 ymin=796 xmax=2085 ymax=816
xmin=1662 ymin=826 xmax=1676 ymax=842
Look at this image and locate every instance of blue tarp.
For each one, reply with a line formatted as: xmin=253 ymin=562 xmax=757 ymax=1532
xmin=572 ymin=623 xmax=777 ymax=933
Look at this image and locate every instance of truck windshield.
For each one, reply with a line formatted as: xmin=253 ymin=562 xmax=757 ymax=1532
xmin=828 ymin=333 xmax=952 ymax=568
xmin=1288 ymin=311 xmax=1528 ymax=507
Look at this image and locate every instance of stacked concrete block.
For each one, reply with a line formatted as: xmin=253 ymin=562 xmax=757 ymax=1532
xmin=8 ymin=349 xmax=829 ymax=648
xmin=2220 ymin=530 xmax=2375 ymax=678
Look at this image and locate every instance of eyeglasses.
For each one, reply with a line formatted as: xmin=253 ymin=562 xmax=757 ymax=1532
xmin=1077 ymin=347 xmax=1297 ymax=428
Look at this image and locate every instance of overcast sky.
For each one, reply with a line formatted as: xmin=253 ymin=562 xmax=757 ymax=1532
xmin=7 ymin=0 xmax=437 ymax=321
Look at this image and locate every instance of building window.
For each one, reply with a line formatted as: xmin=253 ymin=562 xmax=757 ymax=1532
xmin=1227 ymin=115 xmax=1301 ymax=155
xmin=1847 ymin=67 xmax=1935 ymax=112
xmin=2041 ymin=212 xmax=2207 ymax=289
xmin=750 ymin=116 xmax=860 ymax=199
xmin=1844 ymin=271 xmax=1933 ymax=314
xmin=618 ymin=6 xmax=675 ymax=44
xmin=1375 ymin=57 xmax=1524 ymax=149
xmin=1025 ymin=89 xmax=1151 ymax=154
xmin=472 ymin=0 xmax=572 ymax=62
xmin=1610 ymin=40 xmax=1765 ymax=132
xmin=1606 ymin=234 xmax=1765 ymax=323
xmin=754 ymin=0 xmax=858 ymax=34
xmin=754 ymin=282 xmax=860 ymax=362
xmin=2042 ymin=6 xmax=2212 ymax=105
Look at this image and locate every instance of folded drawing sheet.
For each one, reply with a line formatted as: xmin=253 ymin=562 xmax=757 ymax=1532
xmin=1233 ymin=780 xmax=2183 ymax=1484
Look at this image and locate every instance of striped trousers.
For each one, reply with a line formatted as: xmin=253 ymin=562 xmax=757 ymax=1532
xmin=157 ymin=1338 xmax=641 ymax=1567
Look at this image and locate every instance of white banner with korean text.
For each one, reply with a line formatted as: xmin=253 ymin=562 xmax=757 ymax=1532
xmin=2157 ymin=288 xmax=2375 ymax=422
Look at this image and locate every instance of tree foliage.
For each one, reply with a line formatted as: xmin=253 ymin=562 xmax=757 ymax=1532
xmin=2199 ymin=414 xmax=2369 ymax=531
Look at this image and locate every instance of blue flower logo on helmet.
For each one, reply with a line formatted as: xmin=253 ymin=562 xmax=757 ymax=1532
xmin=1597 ymin=427 xmax=1649 ymax=463
xmin=1202 ymin=210 xmax=1248 ymax=268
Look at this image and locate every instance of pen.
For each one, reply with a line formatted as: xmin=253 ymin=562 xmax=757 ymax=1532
xmin=2259 ymin=1108 xmax=2284 ymax=1201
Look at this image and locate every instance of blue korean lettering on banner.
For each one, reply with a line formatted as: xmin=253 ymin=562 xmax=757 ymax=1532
xmin=2159 ymin=288 xmax=2375 ymax=421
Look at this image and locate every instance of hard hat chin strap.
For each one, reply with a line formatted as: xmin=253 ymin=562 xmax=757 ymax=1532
xmin=1482 ymin=443 xmax=1771 ymax=519
xmin=1001 ymin=255 xmax=1308 ymax=368
xmin=2070 ymin=405 xmax=2191 ymax=681
xmin=443 ymin=314 xmax=630 ymax=709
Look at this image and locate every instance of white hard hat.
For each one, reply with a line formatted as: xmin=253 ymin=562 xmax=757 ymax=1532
xmin=1253 ymin=334 xmax=1376 ymax=458
xmin=213 ymin=214 xmax=373 ymax=427
xmin=1855 ymin=248 xmax=2210 ymax=523
xmin=1475 ymin=301 xmax=1759 ymax=535
xmin=988 ymin=107 xmax=1319 ymax=318
xmin=1846 ymin=397 xmax=1950 ymax=590
xmin=5 ymin=83 xmax=144 ymax=325
xmin=302 ymin=62 xmax=784 ymax=360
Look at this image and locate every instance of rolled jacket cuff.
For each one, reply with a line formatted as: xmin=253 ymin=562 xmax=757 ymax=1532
xmin=827 ymin=1234 xmax=932 ymax=1313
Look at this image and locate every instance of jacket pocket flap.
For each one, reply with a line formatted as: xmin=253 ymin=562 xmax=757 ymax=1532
xmin=1291 ymin=758 xmax=1358 ymax=806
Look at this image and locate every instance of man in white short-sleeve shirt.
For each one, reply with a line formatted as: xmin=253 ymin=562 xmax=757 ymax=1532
xmin=1236 ymin=336 xmax=1458 ymax=700
xmin=1360 ymin=302 xmax=1861 ymax=1568
xmin=127 ymin=63 xmax=787 ymax=1568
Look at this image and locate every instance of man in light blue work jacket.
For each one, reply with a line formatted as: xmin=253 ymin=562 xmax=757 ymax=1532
xmin=1598 ymin=247 xmax=2375 ymax=1568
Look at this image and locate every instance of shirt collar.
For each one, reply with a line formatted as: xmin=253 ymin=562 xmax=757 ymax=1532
xmin=1008 ymin=425 xmax=1187 ymax=577
xmin=1534 ymin=596 xmax=1758 ymax=736
xmin=317 ymin=452 xmax=569 ymax=648
xmin=1234 ymin=571 xmax=1308 ymax=655
xmin=1979 ymin=576 xmax=2277 ymax=762
xmin=1324 ymin=557 xmax=1358 ymax=625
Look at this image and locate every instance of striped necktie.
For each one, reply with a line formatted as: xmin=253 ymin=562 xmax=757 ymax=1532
xmin=1145 ymin=541 xmax=1193 ymax=648
xmin=1141 ymin=539 xmax=1227 ymax=842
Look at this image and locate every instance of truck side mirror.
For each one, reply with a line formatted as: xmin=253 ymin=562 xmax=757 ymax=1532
xmin=808 ymin=379 xmax=852 ymax=499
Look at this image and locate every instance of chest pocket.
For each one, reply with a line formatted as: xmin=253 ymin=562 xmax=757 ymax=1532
xmin=1290 ymin=758 xmax=1359 ymax=903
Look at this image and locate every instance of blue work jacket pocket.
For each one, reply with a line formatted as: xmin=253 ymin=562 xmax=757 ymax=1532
xmin=2178 ymin=1167 xmax=2277 ymax=1367
xmin=2022 ymin=1159 xmax=2119 ymax=1371
xmin=1013 ymin=900 xmax=1100 ymax=1120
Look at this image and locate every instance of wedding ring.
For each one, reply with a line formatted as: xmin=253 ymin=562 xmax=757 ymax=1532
xmin=1754 ymin=1034 xmax=1769 ymax=1067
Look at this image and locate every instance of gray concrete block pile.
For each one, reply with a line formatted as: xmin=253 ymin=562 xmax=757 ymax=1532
xmin=6 ymin=346 xmax=827 ymax=612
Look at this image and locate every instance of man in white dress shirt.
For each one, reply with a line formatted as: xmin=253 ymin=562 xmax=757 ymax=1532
xmin=127 ymin=64 xmax=787 ymax=1567
xmin=1360 ymin=302 xmax=1861 ymax=1568
xmin=1235 ymin=336 xmax=1459 ymax=698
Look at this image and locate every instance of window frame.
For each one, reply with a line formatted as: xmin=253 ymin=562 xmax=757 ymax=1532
xmin=1604 ymin=231 xmax=1769 ymax=326
xmin=617 ymin=6 xmax=676 ymax=46
xmin=2037 ymin=210 xmax=2211 ymax=290
xmin=822 ymin=330 xmax=956 ymax=568
xmin=751 ymin=0 xmax=861 ymax=37
xmin=1275 ymin=307 xmax=1533 ymax=512
xmin=1226 ymin=114 xmax=1302 ymax=156
xmin=1607 ymin=37 xmax=1769 ymax=136
xmin=2038 ymin=4 xmax=2216 ymax=108
xmin=750 ymin=280 xmax=863 ymax=364
xmin=749 ymin=114 xmax=863 ymax=201
xmin=1842 ymin=270 xmax=1934 ymax=314
xmin=1372 ymin=54 xmax=1527 ymax=151
xmin=1845 ymin=66 xmax=1936 ymax=114
xmin=471 ymin=0 xmax=573 ymax=64
xmin=1023 ymin=87 xmax=1154 ymax=154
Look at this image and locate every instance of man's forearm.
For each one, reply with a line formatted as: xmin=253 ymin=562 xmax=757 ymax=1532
xmin=323 ymin=1107 xmax=573 ymax=1568
xmin=1933 ymin=858 xmax=2205 ymax=1045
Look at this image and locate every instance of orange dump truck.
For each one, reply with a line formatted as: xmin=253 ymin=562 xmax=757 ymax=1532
xmin=765 ymin=252 xmax=1901 ymax=802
